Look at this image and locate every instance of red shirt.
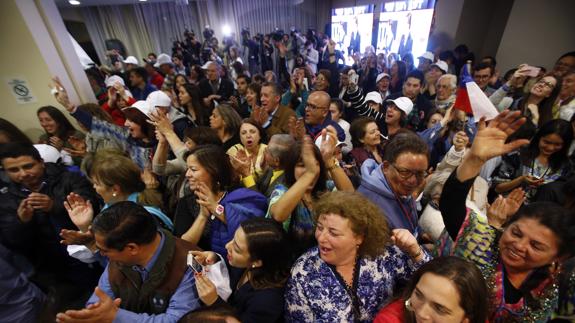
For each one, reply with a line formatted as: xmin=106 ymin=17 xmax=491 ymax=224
xmin=150 ymin=72 xmax=165 ymax=90
xmin=373 ymin=299 xmax=404 ymax=323
xmin=101 ymin=96 xmax=135 ymax=126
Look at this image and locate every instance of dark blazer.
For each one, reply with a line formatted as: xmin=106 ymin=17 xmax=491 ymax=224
xmin=198 ymin=77 xmax=235 ymax=108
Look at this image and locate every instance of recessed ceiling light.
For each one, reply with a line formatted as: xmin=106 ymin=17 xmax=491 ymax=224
xmin=69 ymin=0 xmax=81 ymax=5
xmin=139 ymin=0 xmax=148 ymax=2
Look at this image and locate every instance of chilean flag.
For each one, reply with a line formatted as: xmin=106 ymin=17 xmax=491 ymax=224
xmin=453 ymin=64 xmax=473 ymax=114
xmin=454 ymin=64 xmax=499 ymax=120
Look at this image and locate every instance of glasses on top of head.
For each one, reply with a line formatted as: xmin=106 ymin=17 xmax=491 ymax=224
xmin=391 ymin=163 xmax=428 ymax=181
xmin=305 ymin=102 xmax=328 ymax=111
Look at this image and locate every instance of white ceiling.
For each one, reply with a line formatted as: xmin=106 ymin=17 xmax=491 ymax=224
xmin=55 ymin=0 xmax=178 ymax=7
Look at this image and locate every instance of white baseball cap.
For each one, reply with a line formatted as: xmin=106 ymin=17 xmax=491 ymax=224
xmin=364 ymin=91 xmax=383 ymax=105
xmin=386 ymin=97 xmax=414 ymax=115
xmin=418 ymin=51 xmax=434 ymax=62
xmin=314 ymin=134 xmax=346 ymax=149
xmin=123 ymin=56 xmax=139 ymax=65
xmin=124 ymin=100 xmax=152 ymax=115
xmin=154 ymin=53 xmax=173 ymax=68
xmin=376 ymin=73 xmax=390 ymax=84
xmin=430 ymin=60 xmax=448 ymax=73
xmin=104 ymin=75 xmax=125 ymax=88
xmin=146 ymin=90 xmax=171 ymax=109
xmin=34 ymin=144 xmax=61 ymax=163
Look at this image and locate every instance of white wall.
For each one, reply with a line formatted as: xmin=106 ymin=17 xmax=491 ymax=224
xmin=428 ymin=0 xmax=465 ymax=51
xmin=496 ymin=0 xmax=575 ymax=73
xmin=0 ymin=0 xmax=93 ymax=140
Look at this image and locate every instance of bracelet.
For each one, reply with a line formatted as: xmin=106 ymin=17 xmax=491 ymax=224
xmin=412 ymin=247 xmax=423 ymax=259
xmin=326 ymin=159 xmax=339 ymax=171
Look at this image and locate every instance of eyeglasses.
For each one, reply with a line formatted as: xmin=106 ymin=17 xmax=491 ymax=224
xmin=535 ymin=79 xmax=555 ymax=90
xmin=305 ymin=102 xmax=328 ymax=111
xmin=391 ymin=164 xmax=428 ymax=181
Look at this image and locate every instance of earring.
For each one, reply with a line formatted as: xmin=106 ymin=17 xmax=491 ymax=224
xmin=405 ymin=298 xmax=414 ymax=311
xmin=112 ymin=192 xmax=117 ymax=197
xmin=251 ymin=264 xmax=256 ymax=268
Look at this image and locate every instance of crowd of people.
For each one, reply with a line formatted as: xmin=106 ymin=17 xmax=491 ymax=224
xmin=1 ymin=23 xmax=575 ymax=323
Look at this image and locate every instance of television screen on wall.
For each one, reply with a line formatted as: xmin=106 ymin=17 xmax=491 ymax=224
xmin=331 ymin=5 xmax=375 ymax=65
xmin=376 ymin=0 xmax=436 ymax=59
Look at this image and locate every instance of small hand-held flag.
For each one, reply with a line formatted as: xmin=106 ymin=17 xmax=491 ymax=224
xmin=454 ymin=62 xmax=499 ymax=120
xmin=453 ymin=63 xmax=473 ymax=114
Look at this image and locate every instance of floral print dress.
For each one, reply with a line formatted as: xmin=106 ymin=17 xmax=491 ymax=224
xmin=285 ymin=246 xmax=429 ymax=323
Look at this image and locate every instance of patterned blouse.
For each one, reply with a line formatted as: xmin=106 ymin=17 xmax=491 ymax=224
xmin=285 ymin=246 xmax=429 ymax=323
xmin=266 ymin=181 xmax=336 ymax=257
xmin=436 ymin=209 xmax=559 ymax=322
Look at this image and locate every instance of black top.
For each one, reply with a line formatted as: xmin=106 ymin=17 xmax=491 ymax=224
xmin=229 ymin=281 xmax=285 ymax=323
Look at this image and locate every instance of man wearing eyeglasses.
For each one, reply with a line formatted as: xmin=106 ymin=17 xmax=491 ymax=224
xmin=304 ymin=91 xmax=346 ymax=141
xmin=358 ymin=132 xmax=429 ymax=236
xmin=473 ymin=62 xmax=496 ymax=96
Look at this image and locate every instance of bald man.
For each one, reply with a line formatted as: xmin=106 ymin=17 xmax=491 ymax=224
xmin=304 ymin=90 xmax=346 ymax=141
xmin=198 ymin=61 xmax=235 ymax=109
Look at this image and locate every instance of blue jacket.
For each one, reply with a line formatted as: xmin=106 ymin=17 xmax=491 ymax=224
xmin=211 ymin=188 xmax=267 ymax=258
xmin=305 ymin=117 xmax=346 ymax=142
xmin=357 ymin=159 xmax=420 ymax=235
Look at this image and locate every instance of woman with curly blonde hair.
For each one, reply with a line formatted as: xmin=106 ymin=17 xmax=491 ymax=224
xmin=285 ymin=191 xmax=430 ymax=323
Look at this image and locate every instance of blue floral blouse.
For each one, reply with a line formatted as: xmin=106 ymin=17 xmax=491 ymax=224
xmin=285 ymin=246 xmax=430 ymax=322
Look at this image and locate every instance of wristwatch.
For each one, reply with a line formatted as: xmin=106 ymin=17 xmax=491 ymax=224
xmin=211 ymin=204 xmax=225 ymax=220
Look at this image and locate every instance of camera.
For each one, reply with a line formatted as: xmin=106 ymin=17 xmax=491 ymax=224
xmin=271 ymin=28 xmax=284 ymax=42
xmin=203 ymin=26 xmax=214 ymax=41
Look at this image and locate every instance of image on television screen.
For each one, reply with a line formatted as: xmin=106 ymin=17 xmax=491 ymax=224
xmin=376 ymin=0 xmax=436 ymax=59
xmin=331 ymin=5 xmax=375 ymax=66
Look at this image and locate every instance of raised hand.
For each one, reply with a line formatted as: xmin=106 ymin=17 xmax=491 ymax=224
xmin=301 ymin=136 xmax=320 ymax=176
xmin=195 ymin=182 xmax=219 ymax=216
xmin=229 ymin=149 xmax=251 ymax=177
xmin=148 ymin=109 xmax=173 ymax=134
xmin=50 ymin=76 xmax=74 ymax=111
xmin=469 ymin=110 xmax=529 ymax=163
xmin=64 ymin=192 xmax=94 ymax=232
xmin=318 ymin=128 xmax=336 ymax=165
xmin=487 ymin=188 xmax=525 ymax=228
xmin=288 ymin=116 xmax=305 ymax=141
xmin=251 ymin=105 xmax=268 ymax=127
xmin=391 ymin=228 xmax=423 ymax=261
xmin=452 ymin=131 xmax=469 ymax=152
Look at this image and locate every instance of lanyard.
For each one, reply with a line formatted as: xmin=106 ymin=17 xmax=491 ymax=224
xmin=392 ymin=191 xmax=417 ymax=233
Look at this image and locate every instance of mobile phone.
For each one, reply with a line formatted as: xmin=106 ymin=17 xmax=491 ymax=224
xmin=303 ymin=78 xmax=309 ymax=91
xmin=187 ymin=252 xmax=203 ymax=273
xmin=524 ymin=65 xmax=541 ymax=78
